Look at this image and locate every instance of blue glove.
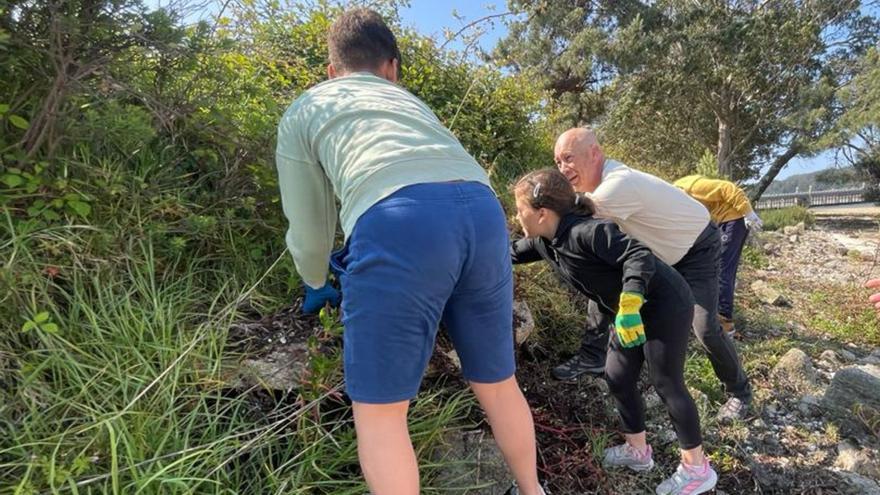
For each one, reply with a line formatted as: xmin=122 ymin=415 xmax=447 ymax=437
xmin=302 ymin=282 xmax=341 ymax=314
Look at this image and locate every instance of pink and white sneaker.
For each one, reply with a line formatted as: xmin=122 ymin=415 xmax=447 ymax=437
xmin=655 ymin=460 xmax=718 ymax=495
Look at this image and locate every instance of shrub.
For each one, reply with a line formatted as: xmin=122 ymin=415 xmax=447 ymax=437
xmin=759 ymin=205 xmax=815 ymax=231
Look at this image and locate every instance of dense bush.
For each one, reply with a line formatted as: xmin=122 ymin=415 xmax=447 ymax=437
xmin=0 ymin=1 xmax=551 ymax=491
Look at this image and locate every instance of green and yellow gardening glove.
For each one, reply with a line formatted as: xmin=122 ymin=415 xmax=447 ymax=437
xmin=615 ymin=292 xmax=647 ymax=348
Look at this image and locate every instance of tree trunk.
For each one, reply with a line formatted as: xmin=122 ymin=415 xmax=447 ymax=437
xmin=21 ymin=69 xmax=68 ymax=158
xmin=750 ymin=144 xmax=803 ymax=202
xmin=717 ymin=117 xmax=733 ymax=178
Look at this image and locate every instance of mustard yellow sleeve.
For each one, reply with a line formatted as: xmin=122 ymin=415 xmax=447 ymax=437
xmin=681 ymin=178 xmax=753 ymax=216
xmin=724 ymin=182 xmax=754 ymax=217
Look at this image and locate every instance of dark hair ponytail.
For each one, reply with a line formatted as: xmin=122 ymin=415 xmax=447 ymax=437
xmin=511 ymin=168 xmax=596 ymax=217
xmin=572 ymin=192 xmax=595 ymax=216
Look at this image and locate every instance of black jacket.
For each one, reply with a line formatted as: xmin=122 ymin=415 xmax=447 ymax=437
xmin=511 ymin=213 xmax=693 ymax=317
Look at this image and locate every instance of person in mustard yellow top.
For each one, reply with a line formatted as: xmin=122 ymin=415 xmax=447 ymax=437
xmin=673 ymin=175 xmax=763 ymax=336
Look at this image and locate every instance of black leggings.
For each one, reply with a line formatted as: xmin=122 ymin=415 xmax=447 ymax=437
xmin=604 ymin=304 xmax=703 ymax=450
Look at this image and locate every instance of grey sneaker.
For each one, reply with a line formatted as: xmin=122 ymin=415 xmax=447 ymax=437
xmin=552 ymin=353 xmax=605 ymax=381
xmin=602 ymin=443 xmax=654 ymax=472
xmin=655 ymin=461 xmax=718 ymax=495
xmin=716 ymin=396 xmax=750 ymax=423
xmin=504 ymin=482 xmax=548 ymax=495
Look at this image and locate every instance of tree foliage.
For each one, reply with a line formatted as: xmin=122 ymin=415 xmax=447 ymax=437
xmin=496 ymin=0 xmax=879 ymax=195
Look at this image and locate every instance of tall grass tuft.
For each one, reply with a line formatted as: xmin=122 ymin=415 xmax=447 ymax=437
xmin=0 ymin=152 xmax=477 ymax=494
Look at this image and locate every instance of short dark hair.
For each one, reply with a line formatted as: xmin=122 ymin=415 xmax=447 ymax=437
xmin=328 ymin=8 xmax=401 ymax=74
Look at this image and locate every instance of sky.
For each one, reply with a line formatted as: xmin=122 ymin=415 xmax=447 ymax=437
xmin=146 ymin=0 xmax=844 ymax=181
xmin=400 ymin=1 xmax=838 ymax=181
xmin=399 ymin=1 xmax=511 ymax=55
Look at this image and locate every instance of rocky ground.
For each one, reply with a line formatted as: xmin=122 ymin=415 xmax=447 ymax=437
xmin=224 ymin=213 xmax=880 ymax=494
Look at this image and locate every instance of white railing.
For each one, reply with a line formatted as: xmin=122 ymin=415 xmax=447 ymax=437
xmin=755 ymin=184 xmax=871 ymax=209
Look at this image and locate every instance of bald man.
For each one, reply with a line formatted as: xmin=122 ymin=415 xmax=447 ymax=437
xmin=552 ymin=127 xmax=752 ymax=422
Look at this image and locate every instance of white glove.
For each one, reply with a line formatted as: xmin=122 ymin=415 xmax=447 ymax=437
xmin=745 ymin=211 xmax=763 ymax=231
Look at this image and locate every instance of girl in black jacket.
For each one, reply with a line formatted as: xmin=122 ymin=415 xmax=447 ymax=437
xmin=511 ymin=169 xmax=716 ymax=495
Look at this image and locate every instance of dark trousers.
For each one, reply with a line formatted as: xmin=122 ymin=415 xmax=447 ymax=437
xmin=580 ymin=223 xmax=752 ymax=400
xmin=605 ymin=304 xmax=703 ymax=449
xmin=718 ymin=218 xmax=748 ymax=319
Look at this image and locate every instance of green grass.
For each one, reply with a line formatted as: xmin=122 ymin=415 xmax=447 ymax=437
xmin=811 ymin=309 xmax=880 ymax=346
xmin=0 ymin=154 xmax=477 ymax=494
xmin=758 ymin=206 xmax=814 ymax=231
xmin=740 ymin=245 xmax=769 ymax=269
xmin=3 ymin=150 xmax=877 ymax=494
xmin=0 ymin=228 xmax=477 ymax=494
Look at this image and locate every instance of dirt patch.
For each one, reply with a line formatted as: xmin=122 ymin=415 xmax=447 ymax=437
xmin=227 ymin=301 xmax=323 ymax=356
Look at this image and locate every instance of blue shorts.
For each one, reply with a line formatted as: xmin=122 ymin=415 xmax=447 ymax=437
xmin=330 ymin=181 xmax=515 ymax=404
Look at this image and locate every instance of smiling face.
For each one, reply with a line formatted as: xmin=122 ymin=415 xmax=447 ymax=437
xmin=554 ymin=128 xmax=604 ymax=193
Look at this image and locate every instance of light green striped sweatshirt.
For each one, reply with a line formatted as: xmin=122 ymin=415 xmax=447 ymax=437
xmin=275 ymin=73 xmax=491 ymax=289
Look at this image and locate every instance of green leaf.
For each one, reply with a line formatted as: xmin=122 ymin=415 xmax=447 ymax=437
xmin=42 ymin=209 xmax=61 ymax=221
xmin=34 ymin=311 xmax=50 ymax=323
xmin=8 ymin=114 xmax=28 ymax=129
xmin=1 ymin=174 xmax=23 ymax=187
xmin=67 ymin=200 xmax=91 ymax=217
xmin=21 ymin=320 xmax=36 ymax=333
xmin=0 ymin=104 xmax=8 ymax=115
xmin=41 ymin=323 xmax=59 ymax=334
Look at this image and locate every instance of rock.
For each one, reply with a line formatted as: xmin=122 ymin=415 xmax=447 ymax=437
xmin=837 ymin=244 xmax=850 ymax=256
xmin=819 ymin=350 xmax=842 ymax=369
xmin=445 ymin=349 xmax=462 ymax=370
xmin=770 ymin=348 xmax=817 ymax=392
xmin=822 ymin=364 xmax=880 ymax=435
xmin=644 ymin=389 xmax=662 ymax=410
xmin=236 ymin=344 xmax=310 ymax=391
xmin=783 ymin=225 xmax=799 ymax=236
xmin=839 ymin=349 xmax=857 ymax=362
xmin=837 ymin=471 xmax=880 ymax=495
xmin=796 ymin=221 xmax=806 ymax=234
xmin=860 ymin=355 xmax=880 ymax=366
xmin=750 ymin=461 xmax=792 ymax=491
xmin=432 ymin=429 xmax=510 ymax=493
xmin=512 ymin=299 xmax=535 ymax=345
xmin=862 ymin=251 xmax=877 ymax=262
xmin=751 ymin=418 xmax=766 ymax=428
xmin=789 ymin=234 xmax=799 ymax=243
xmin=820 ymin=349 xmax=840 ymax=360
xmin=751 ymin=280 xmax=791 ymax=307
xmin=798 ymin=395 xmax=822 ymax=417
xmin=763 ymin=243 xmax=778 ymax=256
xmin=657 ymin=428 xmax=678 ymax=445
xmin=835 ymin=441 xmax=880 ymax=478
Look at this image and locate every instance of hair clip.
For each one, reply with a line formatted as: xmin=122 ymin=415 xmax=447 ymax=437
xmin=574 ymin=194 xmax=581 ymax=206
xmin=532 ymin=182 xmax=541 ymax=198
